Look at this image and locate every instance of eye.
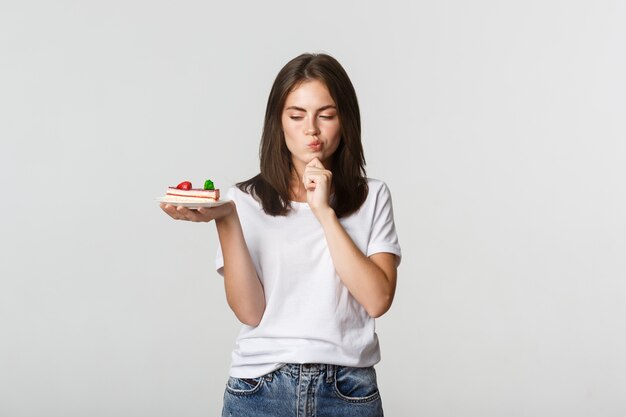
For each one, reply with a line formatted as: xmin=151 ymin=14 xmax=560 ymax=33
xmin=289 ymin=116 xmax=304 ymax=121
xmin=319 ymin=115 xmax=336 ymax=120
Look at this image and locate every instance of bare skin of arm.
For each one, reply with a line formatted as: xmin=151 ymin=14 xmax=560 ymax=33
xmin=160 ymin=202 xmax=265 ymax=326
xmin=301 ymin=158 xmax=398 ymax=318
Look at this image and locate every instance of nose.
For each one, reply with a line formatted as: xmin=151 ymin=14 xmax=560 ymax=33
xmin=304 ymin=119 xmax=319 ymax=136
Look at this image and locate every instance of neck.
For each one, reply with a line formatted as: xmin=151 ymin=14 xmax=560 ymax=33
xmin=290 ymin=167 xmax=307 ymax=202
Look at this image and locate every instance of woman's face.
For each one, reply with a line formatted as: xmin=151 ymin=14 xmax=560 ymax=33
xmin=281 ymin=79 xmax=341 ymax=172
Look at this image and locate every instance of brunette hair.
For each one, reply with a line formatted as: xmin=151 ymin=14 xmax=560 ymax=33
xmin=237 ymin=53 xmax=368 ymax=218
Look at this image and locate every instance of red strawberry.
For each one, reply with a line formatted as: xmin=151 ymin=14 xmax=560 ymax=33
xmin=176 ymin=181 xmax=192 ymax=190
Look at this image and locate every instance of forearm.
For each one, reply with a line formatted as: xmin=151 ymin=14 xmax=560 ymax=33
xmin=215 ymin=206 xmax=265 ymax=326
xmin=316 ymin=208 xmax=396 ymax=318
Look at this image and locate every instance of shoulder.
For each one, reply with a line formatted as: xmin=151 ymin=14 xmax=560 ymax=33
xmin=345 ymin=178 xmax=394 ymax=216
xmin=225 ymin=186 xmax=262 ymax=208
xmin=366 ymin=177 xmax=387 ymax=190
xmin=365 ymin=178 xmax=394 ymax=200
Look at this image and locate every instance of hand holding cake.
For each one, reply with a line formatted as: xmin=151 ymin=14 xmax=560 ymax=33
xmin=160 ymin=201 xmax=233 ymax=223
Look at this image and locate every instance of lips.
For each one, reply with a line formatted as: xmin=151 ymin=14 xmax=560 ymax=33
xmin=307 ymin=140 xmax=322 ymax=151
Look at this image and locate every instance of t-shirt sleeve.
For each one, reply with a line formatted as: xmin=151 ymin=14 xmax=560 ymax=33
xmin=216 ymin=244 xmax=224 ymax=277
xmin=367 ymin=182 xmax=402 ymax=266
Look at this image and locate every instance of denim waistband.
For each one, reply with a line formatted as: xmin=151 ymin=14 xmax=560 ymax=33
xmin=276 ymin=363 xmax=337 ymax=382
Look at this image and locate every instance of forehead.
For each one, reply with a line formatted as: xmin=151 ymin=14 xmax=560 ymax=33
xmin=284 ymin=79 xmax=335 ymax=107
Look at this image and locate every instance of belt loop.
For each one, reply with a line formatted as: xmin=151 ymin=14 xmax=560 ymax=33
xmin=326 ymin=364 xmax=335 ymax=383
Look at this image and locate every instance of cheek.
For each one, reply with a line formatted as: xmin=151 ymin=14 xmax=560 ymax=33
xmin=327 ymin=124 xmax=342 ymax=144
xmin=329 ymin=138 xmax=341 ymax=154
xmin=281 ymin=118 xmax=298 ymax=138
xmin=281 ymin=124 xmax=298 ymax=152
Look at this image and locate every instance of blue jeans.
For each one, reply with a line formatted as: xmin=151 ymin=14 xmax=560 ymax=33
xmin=222 ymin=363 xmax=384 ymax=417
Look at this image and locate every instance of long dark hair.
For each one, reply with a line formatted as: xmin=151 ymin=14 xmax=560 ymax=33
xmin=237 ymin=53 xmax=368 ymax=218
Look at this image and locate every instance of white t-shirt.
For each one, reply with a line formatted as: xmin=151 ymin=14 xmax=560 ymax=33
xmin=216 ymin=178 xmax=401 ymax=378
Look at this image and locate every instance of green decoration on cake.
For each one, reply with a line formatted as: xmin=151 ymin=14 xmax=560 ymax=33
xmin=204 ymin=179 xmax=215 ymax=190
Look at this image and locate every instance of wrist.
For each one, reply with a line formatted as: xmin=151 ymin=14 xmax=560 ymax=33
xmin=215 ymin=202 xmax=239 ymax=228
xmin=314 ymin=206 xmax=337 ymax=226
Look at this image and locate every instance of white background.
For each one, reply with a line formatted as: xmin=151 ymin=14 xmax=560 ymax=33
xmin=1 ymin=1 xmax=625 ymax=416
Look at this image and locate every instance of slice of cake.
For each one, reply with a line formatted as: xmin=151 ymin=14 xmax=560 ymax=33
xmin=165 ymin=180 xmax=220 ymax=202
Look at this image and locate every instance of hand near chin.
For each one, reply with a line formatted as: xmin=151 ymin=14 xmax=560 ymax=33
xmin=160 ymin=200 xmax=234 ymax=222
xmin=303 ymin=158 xmax=333 ymax=216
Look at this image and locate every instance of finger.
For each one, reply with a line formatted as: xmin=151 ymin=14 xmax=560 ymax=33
xmin=185 ymin=209 xmax=204 ymax=222
xmin=196 ymin=207 xmax=211 ymax=216
xmin=196 ymin=207 xmax=217 ymax=221
xmin=180 ymin=207 xmax=208 ymax=222
xmin=161 ymin=204 xmax=182 ymax=219
xmin=198 ymin=203 xmax=230 ymax=219
xmin=306 ymin=157 xmax=324 ymax=169
xmin=176 ymin=206 xmax=194 ymax=220
xmin=302 ymin=173 xmax=317 ymax=187
xmin=303 ymin=176 xmax=317 ymax=191
xmin=304 ymin=171 xmax=331 ymax=183
xmin=304 ymin=167 xmax=325 ymax=175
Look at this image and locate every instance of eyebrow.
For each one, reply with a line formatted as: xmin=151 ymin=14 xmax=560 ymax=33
xmin=285 ymin=105 xmax=337 ymax=112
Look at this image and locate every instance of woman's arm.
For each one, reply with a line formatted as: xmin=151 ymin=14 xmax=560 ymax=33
xmin=303 ymin=159 xmax=398 ymax=318
xmin=161 ymin=203 xmax=265 ymax=326
xmin=214 ymin=205 xmax=265 ymax=326
xmin=316 ymin=209 xmax=397 ymax=318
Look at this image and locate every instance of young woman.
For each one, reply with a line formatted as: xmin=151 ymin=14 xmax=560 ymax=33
xmin=161 ymin=53 xmax=401 ymax=417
